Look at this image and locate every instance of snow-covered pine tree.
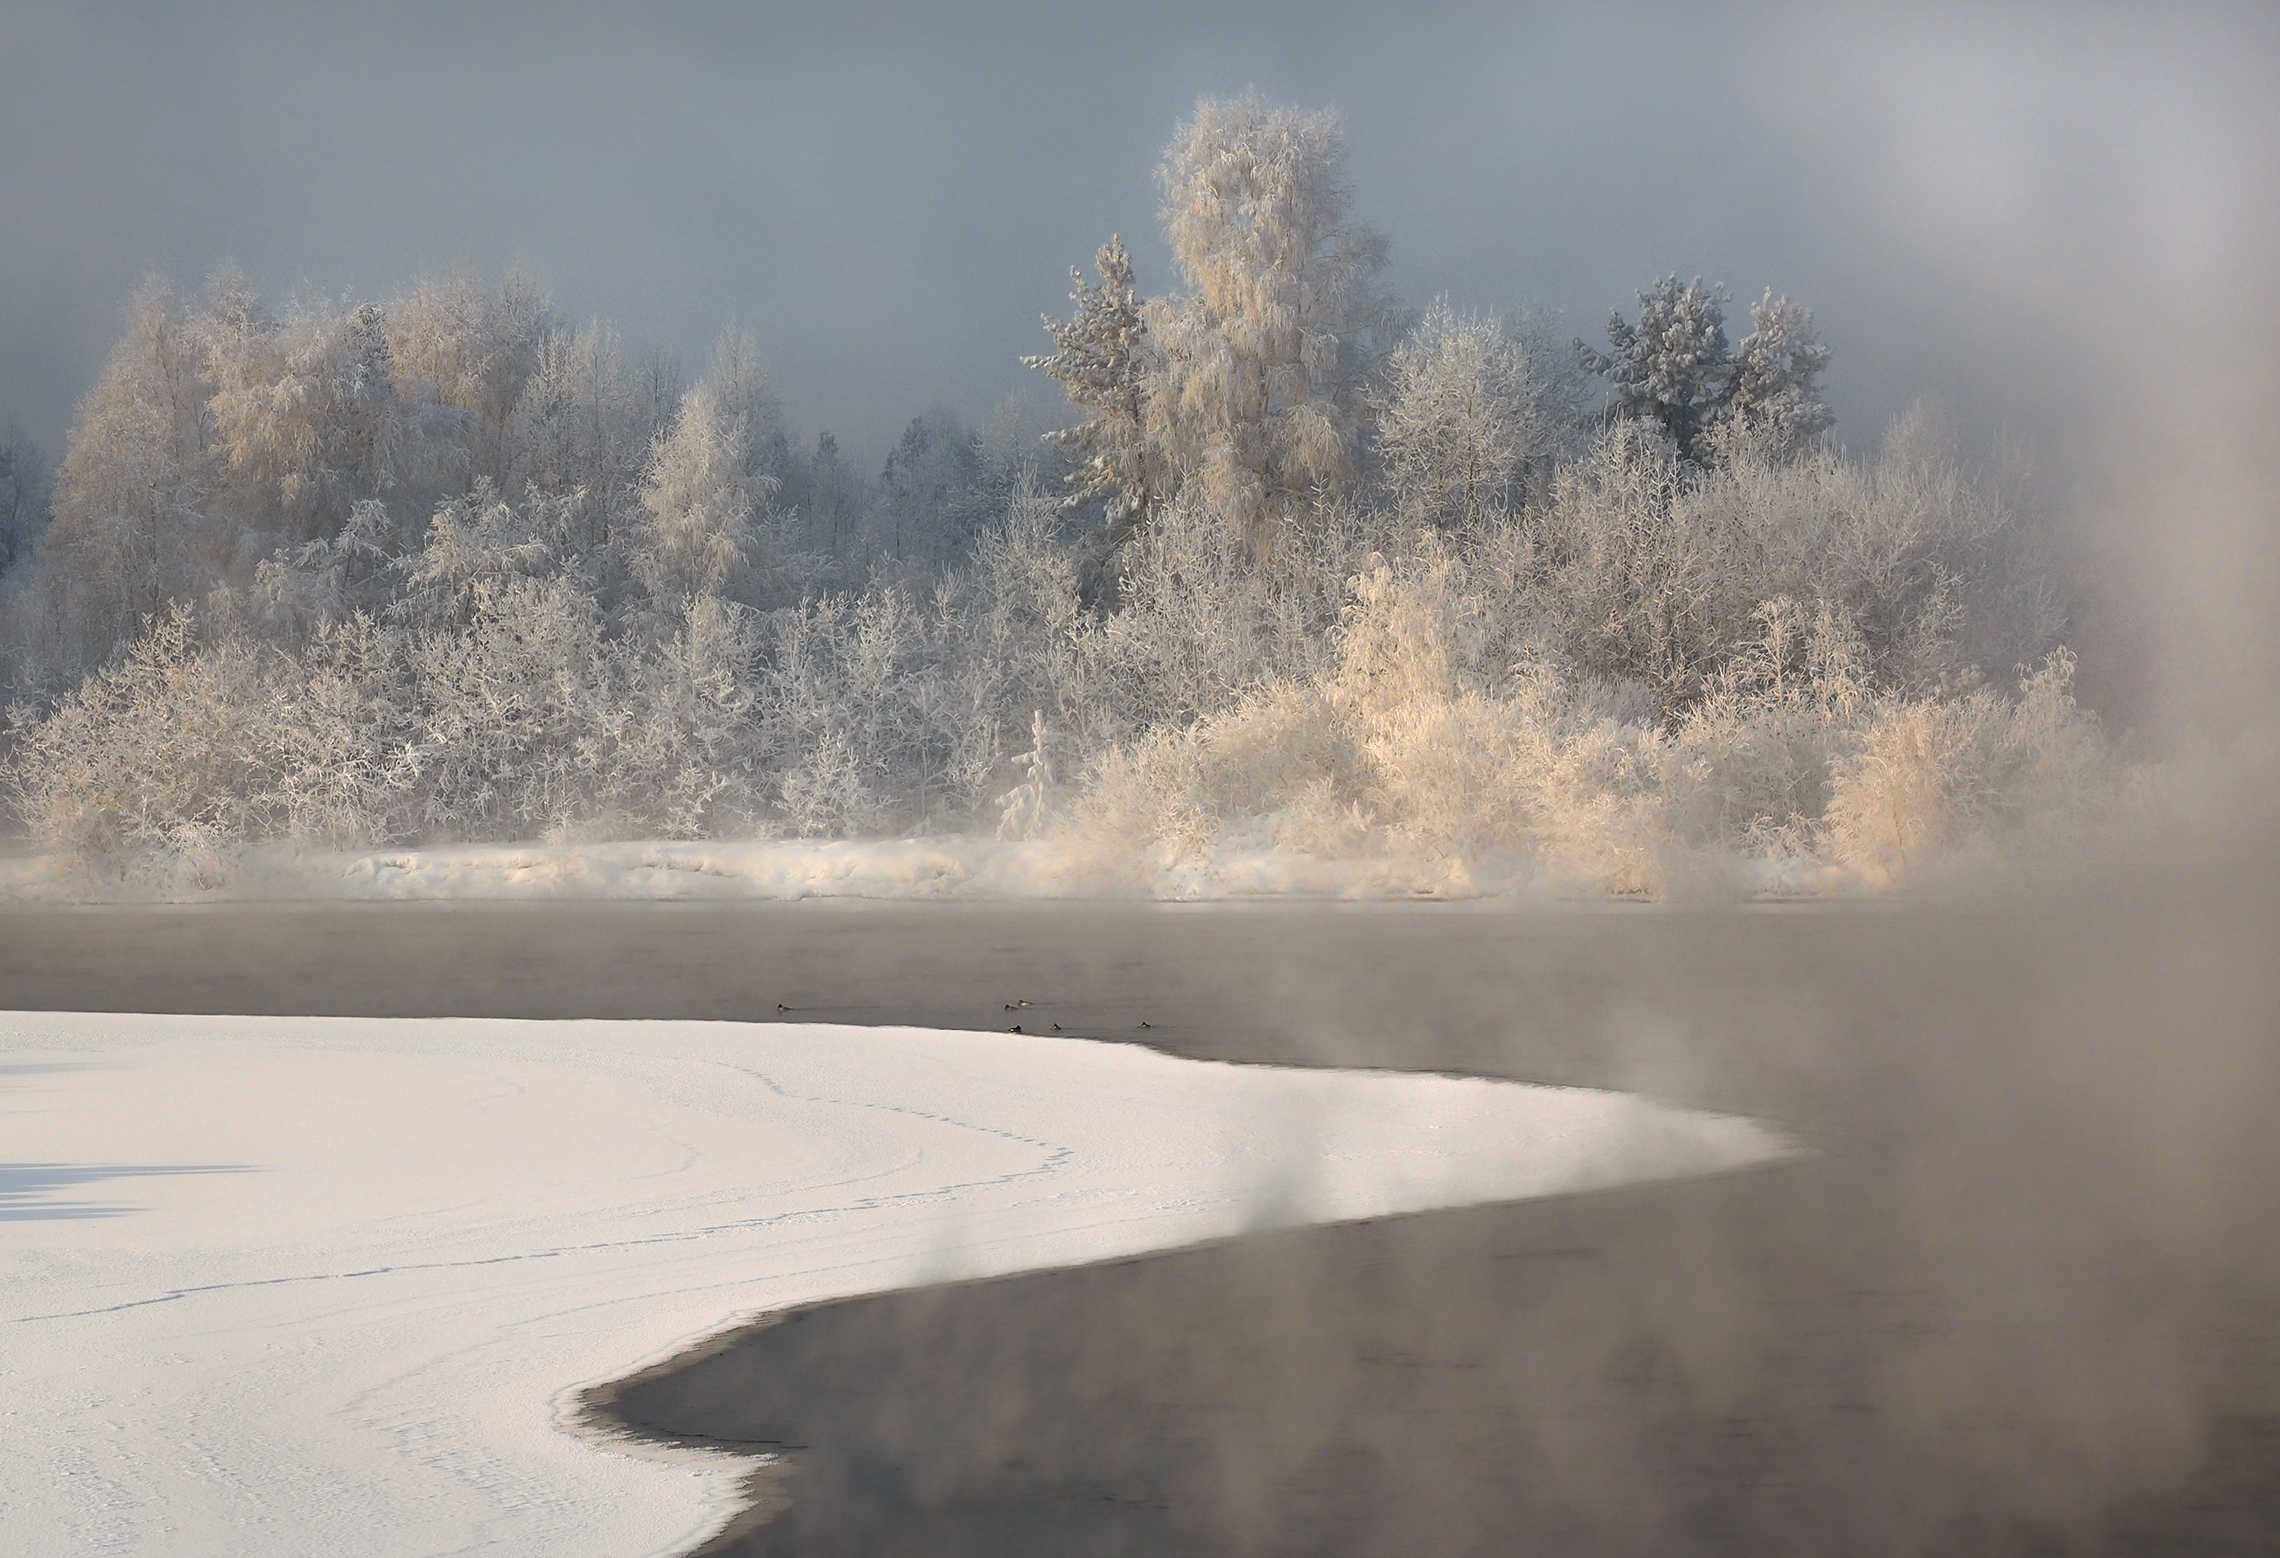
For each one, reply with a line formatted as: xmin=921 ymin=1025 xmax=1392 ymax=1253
xmin=1715 ymin=289 xmax=1834 ymax=458
xmin=1582 ymin=276 xmax=1731 ymax=463
xmin=1025 ymin=235 xmax=1160 ymax=597
xmin=995 ymin=708 xmax=1056 ymax=841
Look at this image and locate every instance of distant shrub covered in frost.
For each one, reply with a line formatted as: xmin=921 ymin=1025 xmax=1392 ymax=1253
xmin=1056 ymin=453 xmax=2105 ymax=896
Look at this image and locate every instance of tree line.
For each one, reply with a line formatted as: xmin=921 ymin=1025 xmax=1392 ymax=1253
xmin=0 ymin=92 xmax=2104 ymax=892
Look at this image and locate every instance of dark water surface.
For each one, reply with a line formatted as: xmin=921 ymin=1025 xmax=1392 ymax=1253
xmin=4 ymin=889 xmax=2276 ymax=1554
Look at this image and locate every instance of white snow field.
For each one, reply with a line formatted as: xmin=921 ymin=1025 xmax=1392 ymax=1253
xmin=2 ymin=1011 xmax=1795 ymax=1557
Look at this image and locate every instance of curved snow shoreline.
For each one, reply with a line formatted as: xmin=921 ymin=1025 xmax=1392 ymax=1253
xmin=2 ymin=1012 xmax=1796 ymax=1557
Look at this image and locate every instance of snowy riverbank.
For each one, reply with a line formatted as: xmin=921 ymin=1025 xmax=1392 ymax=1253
xmin=0 ymin=834 xmax=1860 ymax=905
xmin=3 ymin=1011 xmax=1794 ymax=1557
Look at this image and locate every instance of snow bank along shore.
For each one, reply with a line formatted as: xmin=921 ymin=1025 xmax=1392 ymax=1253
xmin=3 ymin=1011 xmax=1794 ymax=1557
xmin=0 ymin=833 xmax=1854 ymax=905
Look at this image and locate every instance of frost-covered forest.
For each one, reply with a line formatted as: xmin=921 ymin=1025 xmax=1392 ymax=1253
xmin=0 ymin=94 xmax=2110 ymax=894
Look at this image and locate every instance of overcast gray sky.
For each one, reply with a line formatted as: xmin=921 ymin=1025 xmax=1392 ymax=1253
xmin=3 ymin=0 xmax=2274 ymax=493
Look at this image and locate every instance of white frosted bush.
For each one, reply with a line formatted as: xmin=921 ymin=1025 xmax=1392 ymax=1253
xmin=4 ymin=480 xmax=787 ymax=874
xmin=8 ymin=608 xmax=286 ymax=876
xmin=1362 ymin=690 xmax=1537 ymax=858
xmin=1530 ymin=713 xmax=1672 ymax=895
xmin=399 ymin=572 xmax=608 ymax=838
xmin=995 ymin=710 xmax=1058 ymax=842
xmin=265 ymin=613 xmax=421 ymax=847
xmin=1052 ymin=519 xmax=2102 ymax=897
xmin=1057 ymin=493 xmax=1364 ymax=755
xmin=1825 ymin=690 xmax=2006 ymax=884
xmin=776 ymin=728 xmax=875 ymax=839
xmin=594 ymin=595 xmax=768 ymax=838
xmin=1065 ymin=681 xmax=1370 ymax=864
xmin=1825 ymin=650 xmax=2103 ymax=886
xmin=1653 ymin=598 xmax=1861 ymax=852
xmin=760 ymin=589 xmax=938 ymax=831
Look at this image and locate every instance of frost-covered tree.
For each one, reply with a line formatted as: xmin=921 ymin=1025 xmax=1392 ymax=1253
xmin=1026 ymin=235 xmax=1162 ymax=590
xmin=1376 ymin=303 xmax=1584 ymax=530
xmin=15 ymin=269 xmax=571 ymax=686
xmin=703 ymin=324 xmax=787 ymax=490
xmin=781 ymin=430 xmax=861 ymax=562
xmin=1715 ymin=289 xmax=1834 ymax=458
xmin=199 ymin=269 xmax=295 ymax=536
xmin=1583 ymin=278 xmax=1834 ymax=466
xmin=631 ymin=380 xmax=768 ymax=609
xmin=507 ymin=316 xmax=664 ymax=534
xmin=1146 ymin=92 xmax=1405 ymax=551
xmin=873 ymin=409 xmax=980 ymax=568
xmin=384 ymin=268 xmax=550 ymax=489
xmin=204 ymin=282 xmax=403 ymax=545
xmin=1581 ymin=275 xmax=1731 ymax=463
xmin=37 ymin=279 xmax=220 ymax=669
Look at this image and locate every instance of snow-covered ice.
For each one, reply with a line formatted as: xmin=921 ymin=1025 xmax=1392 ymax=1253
xmin=2 ymin=1011 xmax=1795 ymax=1556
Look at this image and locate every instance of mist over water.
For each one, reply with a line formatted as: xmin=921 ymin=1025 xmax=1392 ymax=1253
xmin=8 ymin=822 xmax=2276 ymax=1550
xmin=573 ymin=841 xmax=2280 ymax=1554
